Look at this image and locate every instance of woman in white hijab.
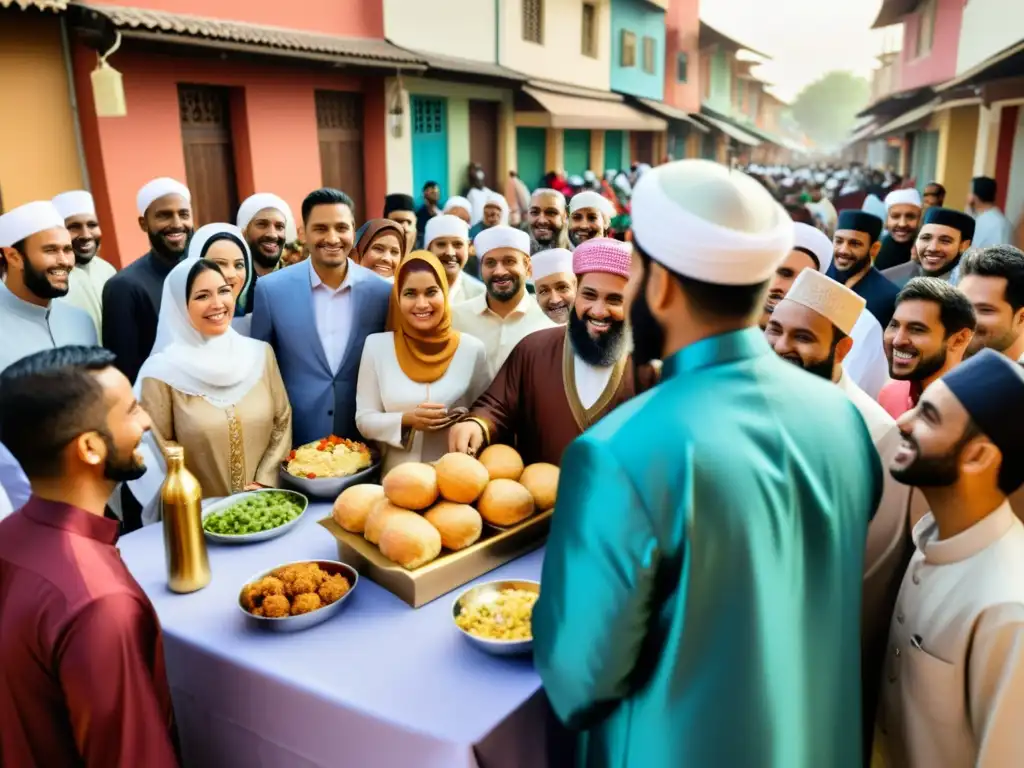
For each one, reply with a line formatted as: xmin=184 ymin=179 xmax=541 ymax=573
xmin=129 ymin=253 xmax=292 ymax=522
xmin=187 ymin=223 xmax=255 ymax=335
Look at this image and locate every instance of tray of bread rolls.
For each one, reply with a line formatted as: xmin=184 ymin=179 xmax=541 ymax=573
xmin=318 ymin=445 xmax=556 ymax=608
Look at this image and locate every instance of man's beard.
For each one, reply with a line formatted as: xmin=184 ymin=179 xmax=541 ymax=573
xmin=832 ymin=254 xmax=871 ymax=284
xmin=23 ymin=257 xmax=68 ymax=300
xmin=967 ymin=326 xmax=1018 ymax=357
xmin=920 ymin=253 xmax=961 ymax=279
xmin=485 ymin=274 xmax=522 ymax=302
xmin=629 ymin=269 xmax=664 ymax=366
xmin=101 ymin=431 xmax=147 ymax=482
xmin=568 ymin=309 xmax=627 ymax=366
xmin=569 ymin=227 xmax=601 ymax=247
xmin=249 ymin=236 xmax=286 ymax=270
xmin=148 ymin=226 xmax=193 ymax=262
xmin=890 ymin=345 xmax=947 ymax=381
xmin=73 ymin=238 xmax=100 ymax=266
xmin=530 ymin=224 xmax=558 ymax=249
xmin=890 ymin=433 xmax=965 ymax=488
xmin=778 ymin=348 xmax=836 ymax=380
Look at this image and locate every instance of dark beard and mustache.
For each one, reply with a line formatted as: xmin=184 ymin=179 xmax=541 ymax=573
xmin=99 ymin=430 xmax=148 ymax=482
xmin=22 ymin=257 xmax=69 ymax=300
xmin=148 ymin=226 xmax=193 ymax=263
xmin=889 ymin=431 xmax=967 ymax=488
xmin=72 ymin=237 xmax=101 ymax=266
xmin=485 ymin=274 xmax=522 ymax=302
xmin=890 ymin=344 xmax=948 ymax=381
xmin=628 ymin=270 xmax=664 ymax=366
xmin=249 ymin=236 xmax=286 ymax=270
xmin=567 ymin=309 xmax=627 ymax=366
xmin=832 ymin=254 xmax=871 ymax=285
xmin=778 ymin=347 xmax=837 ymax=380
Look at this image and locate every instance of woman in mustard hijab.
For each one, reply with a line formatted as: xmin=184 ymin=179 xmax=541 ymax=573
xmin=355 ymin=251 xmax=490 ymax=472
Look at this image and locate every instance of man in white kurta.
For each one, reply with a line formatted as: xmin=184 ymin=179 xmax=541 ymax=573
xmin=878 ymin=348 xmax=1024 ymax=767
xmin=52 ymin=191 xmax=116 ymax=337
xmin=423 ymin=214 xmax=484 ymax=305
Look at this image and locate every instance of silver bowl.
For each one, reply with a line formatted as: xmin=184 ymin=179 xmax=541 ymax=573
xmin=278 ymin=451 xmax=381 ymax=499
xmin=452 ymin=579 xmax=540 ymax=656
xmin=201 ymin=489 xmax=308 ymax=545
xmin=238 ymin=560 xmax=358 ymax=632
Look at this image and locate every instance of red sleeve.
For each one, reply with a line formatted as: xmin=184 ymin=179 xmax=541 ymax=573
xmin=57 ymin=594 xmax=179 ymax=768
xmin=470 ymin=343 xmax=525 ymax=445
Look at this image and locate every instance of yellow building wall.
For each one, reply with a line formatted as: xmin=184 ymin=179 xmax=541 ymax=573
xmin=933 ymin=105 xmax=980 ymax=208
xmin=0 ymin=11 xmax=83 ymax=209
xmin=545 ymin=128 xmax=564 ymax=175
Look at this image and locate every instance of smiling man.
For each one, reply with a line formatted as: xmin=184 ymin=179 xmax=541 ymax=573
xmin=52 ymin=190 xmax=115 ymax=337
xmin=567 ymin=190 xmax=614 ymax=247
xmin=424 ymin=214 xmax=484 ymax=305
xmin=878 ymin=277 xmax=976 ymax=419
xmin=958 ymin=245 xmax=1024 ymax=362
xmin=526 ymin=188 xmax=570 ymax=255
xmin=236 ymin=192 xmax=294 ymax=313
xmin=531 ymin=248 xmax=576 ymax=324
xmin=102 ymin=177 xmax=193 ymax=383
xmin=883 ymin=207 xmax=975 ymax=289
xmin=874 ymin=188 xmax=922 ymax=271
xmin=449 ymin=237 xmax=653 ymax=464
xmin=828 ymin=210 xmax=901 ymax=329
xmin=0 ymin=201 xmax=96 ymax=373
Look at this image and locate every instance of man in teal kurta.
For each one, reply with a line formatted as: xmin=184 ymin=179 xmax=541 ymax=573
xmin=533 ymin=160 xmax=883 ymax=768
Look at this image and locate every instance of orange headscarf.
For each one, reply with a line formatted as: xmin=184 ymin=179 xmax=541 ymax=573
xmin=387 ymin=251 xmax=461 ymax=383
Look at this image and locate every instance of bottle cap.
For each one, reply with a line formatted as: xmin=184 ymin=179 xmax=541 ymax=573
xmin=164 ymin=445 xmax=184 ymax=460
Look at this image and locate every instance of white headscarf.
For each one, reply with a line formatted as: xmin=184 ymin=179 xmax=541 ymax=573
xmin=179 ymin=222 xmax=255 ymax=320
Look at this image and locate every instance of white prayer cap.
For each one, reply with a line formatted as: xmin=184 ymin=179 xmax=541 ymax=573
xmin=792 ymin=222 xmax=834 ymax=274
xmin=473 ymin=225 xmax=530 ymax=259
xmin=137 ymin=177 xmax=191 ymax=217
xmin=532 ymin=248 xmax=574 ymax=280
xmin=443 ymin=196 xmax=472 ymax=215
xmin=424 ymin=214 xmax=469 ymax=247
xmin=485 ymin=192 xmax=508 ymax=211
xmin=52 ymin=190 xmax=96 ymax=220
xmin=0 ymin=201 xmax=66 ymax=248
xmin=236 ymin=193 xmax=294 ymax=232
xmin=631 ymin=159 xmax=793 ymax=285
xmin=569 ymin=190 xmax=615 ymax=219
xmin=884 ymin=188 xmax=922 ymax=210
xmin=784 ymin=268 xmax=866 ymax=337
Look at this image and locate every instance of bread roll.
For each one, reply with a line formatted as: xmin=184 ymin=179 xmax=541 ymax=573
xmin=378 ymin=511 xmax=442 ymax=570
xmin=332 ymin=483 xmax=386 ymax=533
xmin=435 ymin=452 xmax=489 ymax=503
xmin=424 ymin=502 xmax=483 ymax=550
xmin=519 ymin=463 xmax=559 ymax=511
xmin=478 ymin=479 xmax=535 ymax=527
xmin=478 ymin=444 xmax=524 ymax=481
xmin=383 ymin=462 xmax=438 ymax=509
xmin=364 ymin=499 xmax=409 ymax=545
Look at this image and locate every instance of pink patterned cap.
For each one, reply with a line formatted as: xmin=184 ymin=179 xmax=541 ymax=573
xmin=572 ymin=237 xmax=632 ymax=280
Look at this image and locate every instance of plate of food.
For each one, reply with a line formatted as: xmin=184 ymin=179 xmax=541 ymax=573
xmin=202 ymin=489 xmax=308 ymax=544
xmin=238 ymin=560 xmax=358 ymax=632
xmin=452 ymin=579 xmax=540 ymax=656
xmin=280 ymin=435 xmax=380 ymax=499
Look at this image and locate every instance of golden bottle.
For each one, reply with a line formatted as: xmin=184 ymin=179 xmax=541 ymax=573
xmin=161 ymin=445 xmax=211 ymax=593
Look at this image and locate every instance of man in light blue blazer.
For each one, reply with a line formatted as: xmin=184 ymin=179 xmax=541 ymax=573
xmin=251 ymin=188 xmax=391 ymax=447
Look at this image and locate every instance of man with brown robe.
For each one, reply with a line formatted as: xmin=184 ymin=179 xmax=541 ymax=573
xmin=449 ymin=237 xmax=653 ymax=465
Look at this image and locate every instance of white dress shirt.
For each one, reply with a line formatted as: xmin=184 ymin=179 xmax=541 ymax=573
xmin=449 ymin=272 xmax=486 ymax=305
xmin=451 ymin=291 xmax=556 ymax=377
xmin=574 ymin=356 xmax=613 ymax=409
xmin=309 ymin=259 xmax=356 ymax=374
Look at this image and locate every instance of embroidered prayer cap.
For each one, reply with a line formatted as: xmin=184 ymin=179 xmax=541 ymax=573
xmin=793 ymin=222 xmax=834 ymax=274
xmin=383 ymin=193 xmax=416 ymax=215
xmin=236 ymin=193 xmax=293 ymax=233
xmin=137 ymin=177 xmax=191 ymax=217
xmin=473 ymin=225 xmax=530 ymax=259
xmin=921 ymin=206 xmax=975 ymax=243
xmin=784 ymin=268 xmax=866 ymax=336
xmin=51 ymin=190 xmax=96 ymax=220
xmin=942 ymin=348 xmax=1024 ymax=493
xmin=0 ymin=201 xmax=66 ymax=248
xmin=532 ymin=248 xmax=574 ymax=280
xmin=631 ymin=159 xmax=793 ymax=285
xmin=569 ymin=190 xmax=615 ymax=219
xmin=836 ymin=210 xmax=883 ymax=244
xmin=443 ymin=196 xmax=472 ymax=215
xmin=424 ymin=214 xmax=469 ymax=247
xmin=885 ymin=188 xmax=922 ymax=210
xmin=572 ymin=237 xmax=631 ymax=280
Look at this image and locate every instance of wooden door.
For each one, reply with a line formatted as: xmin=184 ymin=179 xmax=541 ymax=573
xmin=315 ymin=90 xmax=365 ymax=222
xmin=468 ymin=100 xmax=499 ymax=192
xmin=178 ymin=85 xmax=239 ymax=227
xmin=633 ymin=131 xmax=654 ymax=165
xmin=411 ymin=96 xmax=449 ymax=207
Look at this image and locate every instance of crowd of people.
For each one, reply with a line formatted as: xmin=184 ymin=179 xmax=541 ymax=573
xmin=0 ymin=154 xmax=1023 ymax=767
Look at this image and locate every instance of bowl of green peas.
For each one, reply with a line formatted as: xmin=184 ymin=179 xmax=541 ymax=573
xmin=201 ymin=489 xmax=309 ymax=544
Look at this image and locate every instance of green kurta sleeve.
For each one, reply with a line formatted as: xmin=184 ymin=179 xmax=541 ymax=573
xmin=532 ymin=435 xmax=660 ymax=730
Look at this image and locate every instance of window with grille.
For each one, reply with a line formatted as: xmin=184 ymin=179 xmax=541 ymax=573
xmin=642 ymin=36 xmax=655 ymax=74
xmin=581 ymin=3 xmax=597 ymax=58
xmin=676 ymin=52 xmax=688 ymax=82
xmin=412 ymin=98 xmax=445 ymax=135
xmin=621 ymin=30 xmax=636 ymax=67
xmin=523 ymin=0 xmax=543 ymax=44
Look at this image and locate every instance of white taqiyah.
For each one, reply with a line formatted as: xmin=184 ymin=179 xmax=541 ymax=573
xmin=884 ymin=188 xmax=922 ymax=210
xmin=424 ymin=214 xmax=469 ymax=246
xmin=569 ymin=190 xmax=615 ymax=219
xmin=136 ymin=177 xmax=191 ymax=217
xmin=0 ymin=201 xmax=66 ymax=247
xmin=631 ymin=159 xmax=794 ymax=285
xmin=473 ymin=225 xmax=530 ymax=259
xmin=484 ymin=192 xmax=510 ymax=225
xmin=443 ymin=196 xmax=472 ymax=215
xmin=792 ymin=222 xmax=834 ymax=274
xmin=236 ymin=193 xmax=294 ymax=233
xmin=784 ymin=268 xmax=866 ymax=336
xmin=531 ymin=248 xmax=574 ymax=280
xmin=52 ymin=190 xmax=96 ymax=220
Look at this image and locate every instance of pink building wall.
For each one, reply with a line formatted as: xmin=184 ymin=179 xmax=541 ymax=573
xmin=898 ymin=0 xmax=963 ymax=91
xmin=663 ymin=0 xmax=701 ymax=113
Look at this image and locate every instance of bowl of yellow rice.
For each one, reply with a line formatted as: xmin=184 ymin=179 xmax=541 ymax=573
xmin=279 ymin=435 xmax=380 ymax=499
xmin=452 ymin=579 xmax=540 ymax=656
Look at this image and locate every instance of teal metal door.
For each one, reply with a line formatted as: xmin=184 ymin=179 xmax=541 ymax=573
xmin=910 ymin=130 xmax=939 ymax=193
xmin=516 ymin=127 xmax=546 ymax=190
xmin=605 ymin=130 xmax=624 ymax=172
xmin=564 ymin=129 xmax=591 ymax=176
xmin=412 ymin=96 xmax=449 ymax=206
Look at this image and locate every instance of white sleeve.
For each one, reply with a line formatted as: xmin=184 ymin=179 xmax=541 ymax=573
xmin=969 ymin=603 xmax=1024 ymax=767
xmin=354 ymin=340 xmax=406 ymax=449
xmin=846 ymin=312 xmax=890 ymax=400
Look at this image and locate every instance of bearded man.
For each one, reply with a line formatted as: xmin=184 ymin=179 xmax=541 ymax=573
xmin=526 ymin=188 xmax=570 ymax=255
xmin=236 ymin=193 xmax=293 ymax=314
xmin=567 ymin=191 xmax=614 ymax=247
xmin=874 ymin=188 xmax=922 ymax=271
xmin=53 ymin=190 xmax=115 ymax=337
xmin=882 ymin=207 xmax=975 ymax=288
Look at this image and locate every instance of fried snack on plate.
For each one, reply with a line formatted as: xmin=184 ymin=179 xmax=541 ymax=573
xmin=262 ymin=594 xmax=291 ymax=618
xmin=291 ymin=593 xmax=322 ymax=615
xmin=318 ymin=574 xmax=351 ymax=605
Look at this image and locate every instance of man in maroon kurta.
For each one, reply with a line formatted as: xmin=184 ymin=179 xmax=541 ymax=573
xmin=0 ymin=346 xmax=178 ymax=768
xmin=450 ymin=238 xmax=655 ymax=465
